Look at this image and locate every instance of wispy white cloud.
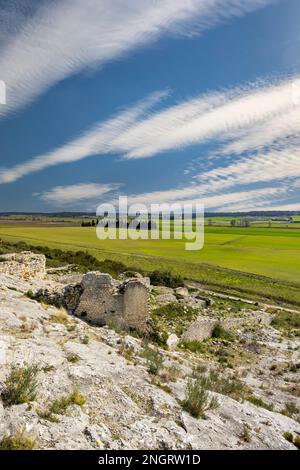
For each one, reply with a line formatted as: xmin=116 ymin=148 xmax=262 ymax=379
xmin=196 ymin=146 xmax=300 ymax=192
xmin=2 ymin=73 xmax=300 ymax=185
xmin=120 ymin=184 xmax=289 ymax=210
xmin=0 ymin=0 xmax=272 ymax=117
xmin=0 ymin=90 xmax=167 ymax=183
xmin=39 ymin=182 xmax=121 ymax=206
xmin=117 ymin=76 xmax=300 ymax=159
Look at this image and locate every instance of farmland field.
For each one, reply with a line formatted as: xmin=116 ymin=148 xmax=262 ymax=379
xmin=0 ymin=224 xmax=300 ymax=308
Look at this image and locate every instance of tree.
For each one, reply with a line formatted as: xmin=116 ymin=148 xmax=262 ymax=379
xmin=230 ymin=219 xmax=236 ymax=227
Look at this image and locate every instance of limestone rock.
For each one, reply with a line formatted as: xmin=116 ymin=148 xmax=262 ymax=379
xmin=166 ymin=333 xmax=180 ymax=350
xmin=0 ymin=252 xmax=46 ymax=279
xmin=156 ymin=293 xmax=177 ymax=304
xmin=175 ymin=287 xmax=189 ymax=297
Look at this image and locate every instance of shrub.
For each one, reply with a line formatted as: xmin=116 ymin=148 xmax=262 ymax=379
xmin=149 ymin=270 xmax=184 ymax=288
xmin=0 ymin=431 xmax=35 ymax=450
xmin=180 ymin=340 xmax=207 ymax=353
xmin=69 ymin=389 xmax=86 ymax=406
xmin=80 ymin=335 xmax=89 ymax=345
xmin=25 ymin=289 xmax=35 ymax=300
xmin=271 ymin=312 xmax=300 ymax=335
xmin=47 ymin=389 xmax=86 ymax=419
xmin=161 ymin=365 xmax=181 ymax=383
xmin=66 ymin=353 xmax=80 ymax=363
xmin=1 ymin=364 xmax=39 ymax=406
xmin=246 ymin=395 xmax=273 ymax=411
xmin=240 ymin=424 xmax=251 ymax=443
xmin=212 ymin=323 xmax=235 ymax=342
xmin=182 ymin=375 xmax=219 ymax=418
xmin=208 ymin=369 xmax=249 ymax=401
xmin=294 ymin=435 xmax=300 ymax=450
xmin=49 ymin=309 xmax=70 ymax=325
xmin=283 ymin=431 xmax=294 ymax=443
xmin=280 ymin=402 xmax=299 ymax=418
xmin=143 ymin=344 xmax=164 ymax=375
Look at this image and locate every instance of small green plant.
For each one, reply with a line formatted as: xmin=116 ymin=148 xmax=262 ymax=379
xmin=1 ymin=363 xmax=39 ymax=406
xmin=0 ymin=431 xmax=36 ymax=450
xmin=69 ymin=389 xmax=86 ymax=406
xmin=42 ymin=389 xmax=86 ymax=421
xmin=118 ymin=341 xmax=135 ymax=362
xmin=106 ymin=319 xmax=126 ymax=335
xmin=182 ymin=375 xmax=219 ymax=418
xmin=280 ymin=402 xmax=299 ymax=418
xmin=41 ymin=365 xmax=55 ymax=373
xmin=161 ymin=365 xmax=181 ymax=383
xmin=208 ymin=369 xmax=249 ymax=401
xmin=180 ymin=340 xmax=207 ymax=353
xmin=66 ymin=353 xmax=80 ymax=363
xmin=240 ymin=424 xmax=251 ymax=443
xmin=25 ymin=289 xmax=35 ymax=300
xmin=294 ymin=435 xmax=300 ymax=450
xmin=143 ymin=344 xmax=164 ymax=375
xmin=80 ymin=335 xmax=89 ymax=345
xmin=283 ymin=431 xmax=294 ymax=443
xmin=246 ymin=395 xmax=273 ymax=411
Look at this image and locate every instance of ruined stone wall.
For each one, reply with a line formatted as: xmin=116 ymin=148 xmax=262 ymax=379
xmin=122 ymin=280 xmax=150 ymax=334
xmin=0 ymin=252 xmax=46 ymax=279
xmin=183 ymin=313 xmax=272 ymax=342
xmin=71 ymin=272 xmax=150 ymax=334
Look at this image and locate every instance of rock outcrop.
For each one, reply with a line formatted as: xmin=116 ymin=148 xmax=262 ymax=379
xmin=0 ymin=252 xmax=299 ymax=450
xmin=0 ymin=252 xmax=46 ymax=280
xmin=0 ymin=270 xmax=299 ymax=450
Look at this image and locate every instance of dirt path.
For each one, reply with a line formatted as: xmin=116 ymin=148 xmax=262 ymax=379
xmin=187 ymin=281 xmax=300 ymax=314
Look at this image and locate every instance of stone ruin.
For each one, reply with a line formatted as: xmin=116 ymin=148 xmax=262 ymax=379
xmin=0 ymin=251 xmax=46 ymax=279
xmin=40 ymin=271 xmax=151 ymax=335
xmin=73 ymin=272 xmax=151 ymax=334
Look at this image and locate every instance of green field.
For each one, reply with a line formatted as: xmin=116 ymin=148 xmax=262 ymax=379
xmin=0 ymin=224 xmax=300 ymax=308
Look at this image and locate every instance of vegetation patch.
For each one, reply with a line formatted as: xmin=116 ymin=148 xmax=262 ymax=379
xmin=246 ymin=394 xmax=274 ymax=411
xmin=1 ymin=363 xmax=39 ymax=406
xmin=143 ymin=343 xmax=164 ymax=375
xmin=66 ymin=353 xmax=80 ymax=363
xmin=0 ymin=431 xmax=36 ymax=450
xmin=49 ymin=309 xmax=70 ymax=326
xmin=40 ymin=389 xmax=86 ymax=422
xmin=151 ymin=302 xmax=199 ymax=346
xmin=181 ymin=374 xmax=219 ymax=418
xmin=212 ymin=323 xmax=236 ymax=342
xmin=271 ymin=311 xmax=300 ymax=336
xmin=149 ymin=270 xmax=184 ymax=288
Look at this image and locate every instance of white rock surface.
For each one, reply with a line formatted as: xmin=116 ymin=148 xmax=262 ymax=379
xmin=0 ymin=271 xmax=299 ymax=450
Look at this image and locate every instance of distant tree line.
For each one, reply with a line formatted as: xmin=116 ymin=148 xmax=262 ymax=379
xmin=81 ymin=219 xmax=157 ymax=230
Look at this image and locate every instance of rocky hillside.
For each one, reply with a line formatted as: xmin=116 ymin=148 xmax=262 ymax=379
xmin=0 ymin=254 xmax=299 ymax=450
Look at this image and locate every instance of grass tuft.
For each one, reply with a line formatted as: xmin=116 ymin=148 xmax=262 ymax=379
xmin=1 ymin=363 xmax=39 ymax=406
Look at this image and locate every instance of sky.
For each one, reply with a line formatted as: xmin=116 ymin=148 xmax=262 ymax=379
xmin=0 ymin=0 xmax=300 ymax=213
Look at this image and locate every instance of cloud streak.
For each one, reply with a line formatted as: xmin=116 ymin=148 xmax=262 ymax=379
xmin=0 ymin=0 xmax=273 ymax=118
xmin=0 ymin=90 xmax=167 ymax=183
xmin=2 ymin=73 xmax=300 ymax=185
xmin=39 ymin=182 xmax=121 ymax=206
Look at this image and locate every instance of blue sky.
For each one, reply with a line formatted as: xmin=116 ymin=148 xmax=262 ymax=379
xmin=0 ymin=0 xmax=300 ymax=212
